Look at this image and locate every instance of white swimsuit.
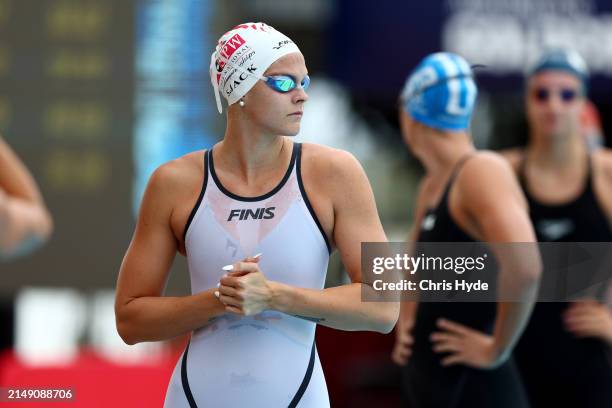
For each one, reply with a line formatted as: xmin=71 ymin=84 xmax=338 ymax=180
xmin=163 ymin=143 xmax=331 ymax=407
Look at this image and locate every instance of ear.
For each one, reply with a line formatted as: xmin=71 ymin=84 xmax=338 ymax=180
xmin=399 ymin=109 xmax=416 ymax=146
xmin=399 ymin=109 xmax=410 ymax=133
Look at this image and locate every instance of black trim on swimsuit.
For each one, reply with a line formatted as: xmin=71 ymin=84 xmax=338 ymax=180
xmin=287 ymin=340 xmax=316 ymax=408
xmin=183 ymin=150 xmax=209 ymax=245
xmin=518 ymin=152 xmax=593 ymax=207
xmin=295 ymin=143 xmax=332 ymax=254
xmin=180 ymin=339 xmax=316 ymax=408
xmin=208 ymin=142 xmax=297 ymax=202
xmin=181 ymin=342 xmax=198 ymax=408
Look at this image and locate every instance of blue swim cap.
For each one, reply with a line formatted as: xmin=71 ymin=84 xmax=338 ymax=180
xmin=401 ymin=52 xmax=477 ymax=132
xmin=528 ymin=48 xmax=589 ymax=93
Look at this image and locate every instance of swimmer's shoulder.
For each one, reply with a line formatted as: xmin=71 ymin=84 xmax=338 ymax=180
xmin=459 ymin=150 xmax=519 ymax=181
xmin=453 ymin=150 xmax=524 ymax=205
xmin=145 ymin=150 xmax=206 ymax=204
xmin=592 ymin=148 xmax=612 ymax=206
xmin=497 ymin=147 xmax=525 ymax=174
xmin=299 ymin=142 xmax=369 ymax=190
xmin=592 ymin=147 xmax=612 ymax=176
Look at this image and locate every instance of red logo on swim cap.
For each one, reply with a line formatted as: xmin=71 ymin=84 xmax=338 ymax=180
xmin=232 ymin=23 xmax=269 ymax=32
xmin=221 ymin=34 xmax=246 ymax=59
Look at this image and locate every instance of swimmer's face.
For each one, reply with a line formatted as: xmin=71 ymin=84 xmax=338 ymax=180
xmin=526 ymin=71 xmax=585 ymax=140
xmin=241 ymin=52 xmax=309 ymax=137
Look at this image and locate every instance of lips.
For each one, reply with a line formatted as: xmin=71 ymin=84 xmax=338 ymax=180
xmin=288 ymin=111 xmax=303 ymax=116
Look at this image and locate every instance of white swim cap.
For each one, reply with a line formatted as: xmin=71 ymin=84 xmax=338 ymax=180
xmin=209 ymin=22 xmax=301 ymax=114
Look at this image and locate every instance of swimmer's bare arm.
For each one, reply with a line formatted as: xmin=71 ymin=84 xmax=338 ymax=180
xmin=432 ymin=153 xmax=541 ymax=368
xmin=561 ymin=150 xmax=612 ymax=344
xmin=0 ymin=136 xmax=53 ymax=257
xmin=593 ymin=150 xmax=612 ymax=306
xmin=275 ymin=151 xmax=398 ymax=333
xmin=218 ymin=150 xmax=399 ymax=334
xmin=399 ymin=178 xmax=433 ymax=314
xmin=392 ymin=178 xmax=430 ymax=365
xmin=115 ymin=161 xmax=225 ymax=345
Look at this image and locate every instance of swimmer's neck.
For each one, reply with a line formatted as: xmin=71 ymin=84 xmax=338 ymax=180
xmin=216 ymin=118 xmax=291 ymax=181
xmin=526 ymin=130 xmax=586 ymax=169
xmin=417 ymin=130 xmax=475 ymax=178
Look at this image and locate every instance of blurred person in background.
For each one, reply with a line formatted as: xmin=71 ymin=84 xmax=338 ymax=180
xmin=581 ymin=98 xmax=605 ymax=151
xmin=501 ymin=48 xmax=612 ymax=408
xmin=0 ymin=135 xmax=53 ymax=259
xmin=115 ymin=22 xmax=397 ymax=408
xmin=391 ymin=52 xmax=541 ymax=407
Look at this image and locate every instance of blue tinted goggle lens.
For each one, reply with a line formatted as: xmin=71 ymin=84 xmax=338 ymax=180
xmin=266 ymin=75 xmax=310 ymax=93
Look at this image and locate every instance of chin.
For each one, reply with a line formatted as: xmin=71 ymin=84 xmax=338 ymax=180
xmin=536 ymin=123 xmax=561 ymax=138
xmin=283 ymin=125 xmax=301 ymax=137
xmin=547 ymin=122 xmax=566 ymax=134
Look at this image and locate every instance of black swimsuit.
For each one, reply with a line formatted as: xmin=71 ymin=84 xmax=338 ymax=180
xmin=402 ymin=155 xmax=529 ymax=408
xmin=514 ymin=154 xmax=612 ymax=408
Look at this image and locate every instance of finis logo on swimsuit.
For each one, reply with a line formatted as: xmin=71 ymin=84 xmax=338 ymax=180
xmin=227 ymin=207 xmax=276 ymax=221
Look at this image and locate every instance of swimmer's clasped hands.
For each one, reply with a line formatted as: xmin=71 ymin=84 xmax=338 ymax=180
xmin=214 ymin=254 xmax=275 ymax=316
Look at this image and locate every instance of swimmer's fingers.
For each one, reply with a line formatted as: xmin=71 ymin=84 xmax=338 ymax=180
xmin=218 ymin=284 xmax=243 ymax=300
xmin=565 ymin=310 xmax=612 ymax=341
xmin=220 ymin=275 xmax=243 ymax=288
xmin=568 ymin=298 xmax=599 ymax=308
xmin=565 ymin=301 xmax=602 ymax=317
xmin=433 ymin=321 xmax=498 ymax=368
xmin=436 ymin=318 xmax=473 ymax=336
xmin=391 ymin=326 xmax=415 ymax=366
xmin=224 ymin=305 xmax=244 ymax=315
xmin=398 ymin=330 xmax=414 ymax=346
xmin=564 ymin=302 xmax=609 ymax=327
xmin=565 ymin=312 xmax=599 ymax=325
xmin=391 ymin=343 xmax=411 ymax=366
xmin=225 ymin=261 xmax=260 ymax=277
xmin=429 ymin=332 xmax=458 ymax=343
xmin=440 ymin=353 xmax=464 ymax=367
xmin=432 ymin=341 xmax=462 ymax=354
xmin=566 ymin=319 xmax=600 ymax=337
xmin=234 ymin=261 xmax=260 ymax=273
xmin=214 ymin=288 xmax=244 ymax=314
xmin=218 ymin=292 xmax=242 ymax=308
xmin=243 ymin=253 xmax=262 ymax=263
xmin=430 ymin=331 xmax=463 ymax=354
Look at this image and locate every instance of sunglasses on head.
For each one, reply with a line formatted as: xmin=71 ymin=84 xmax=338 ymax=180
xmin=532 ymin=88 xmax=580 ymax=103
xmin=263 ymin=74 xmax=310 ymax=93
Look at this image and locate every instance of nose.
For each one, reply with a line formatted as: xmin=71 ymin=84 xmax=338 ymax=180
xmin=548 ymin=93 xmax=565 ymax=111
xmin=292 ymin=86 xmax=308 ymax=104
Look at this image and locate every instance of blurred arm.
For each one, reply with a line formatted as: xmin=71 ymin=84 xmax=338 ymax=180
xmin=0 ymin=136 xmax=53 ymax=258
xmin=397 ymin=178 xmax=432 ymax=327
xmin=390 ymin=178 xmax=430 ymax=365
xmin=457 ymin=153 xmax=541 ymax=361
